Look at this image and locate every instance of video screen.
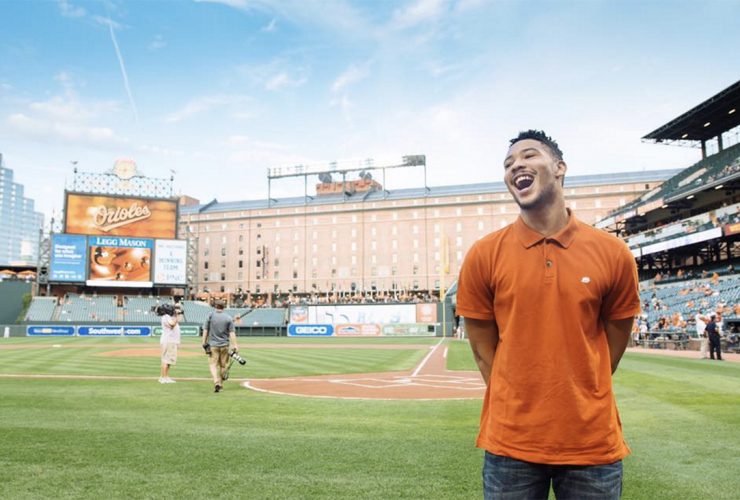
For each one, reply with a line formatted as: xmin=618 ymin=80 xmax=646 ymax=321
xmin=86 ymin=236 xmax=153 ymax=287
xmin=65 ymin=192 xmax=177 ymax=239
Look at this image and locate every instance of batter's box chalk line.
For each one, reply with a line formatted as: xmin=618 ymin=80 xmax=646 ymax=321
xmin=328 ymin=375 xmax=485 ymax=390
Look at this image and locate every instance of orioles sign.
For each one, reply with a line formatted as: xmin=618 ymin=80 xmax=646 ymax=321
xmin=65 ymin=193 xmax=177 ymax=238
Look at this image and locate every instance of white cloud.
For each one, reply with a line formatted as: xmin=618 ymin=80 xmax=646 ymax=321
xmin=453 ymin=0 xmax=486 ymax=13
xmin=331 ymin=62 xmax=371 ymax=93
xmin=164 ymin=94 xmax=251 ymax=123
xmin=57 ymin=0 xmax=86 ymax=18
xmin=390 ymin=0 xmax=448 ymax=30
xmin=329 ymin=94 xmax=353 ymax=126
xmin=194 ymin=0 xmax=250 ymax=9
xmin=265 ymin=72 xmax=307 ymax=91
xmin=7 ymin=113 xmax=128 ymax=147
xmin=238 ymin=58 xmax=309 ymax=92
xmin=195 ymin=0 xmax=376 ymax=39
xmin=3 ymin=76 xmax=128 ymax=149
xmin=24 ymin=77 xmax=120 ymax=122
xmin=137 ymin=144 xmax=185 ymax=157
xmin=149 ymin=34 xmax=167 ymax=51
xmin=226 ymin=135 xmax=289 ymax=150
xmin=91 ymin=15 xmax=124 ymax=30
xmin=261 ymin=18 xmax=277 ymax=32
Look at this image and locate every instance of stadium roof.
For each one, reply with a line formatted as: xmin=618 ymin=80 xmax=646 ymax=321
xmin=182 ymin=169 xmax=680 ymax=215
xmin=642 ymin=80 xmax=740 ymax=145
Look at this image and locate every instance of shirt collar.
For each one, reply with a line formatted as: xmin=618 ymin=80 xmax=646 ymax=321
xmin=513 ymin=209 xmax=578 ymax=249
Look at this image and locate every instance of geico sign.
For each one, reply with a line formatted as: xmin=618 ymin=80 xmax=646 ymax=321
xmin=288 ymin=324 xmax=333 ymax=336
xmin=295 ymin=326 xmax=328 ymax=334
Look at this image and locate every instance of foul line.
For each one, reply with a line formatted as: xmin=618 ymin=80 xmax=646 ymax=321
xmin=411 ymin=338 xmax=444 ymax=378
xmin=242 ymin=380 xmax=480 ymax=401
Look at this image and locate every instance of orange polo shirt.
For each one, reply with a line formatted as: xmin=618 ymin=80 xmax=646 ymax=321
xmin=456 ymin=211 xmax=640 ymax=465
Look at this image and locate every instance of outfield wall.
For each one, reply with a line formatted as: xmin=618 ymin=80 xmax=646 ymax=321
xmin=286 ymin=303 xmax=448 ymax=337
xmin=0 ymin=281 xmax=32 ymax=324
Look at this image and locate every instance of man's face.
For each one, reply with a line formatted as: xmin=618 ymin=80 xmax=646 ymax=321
xmin=503 ymin=139 xmax=566 ymax=210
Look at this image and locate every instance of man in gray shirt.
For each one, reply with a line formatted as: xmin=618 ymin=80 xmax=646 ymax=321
xmin=202 ymin=302 xmax=239 ymax=393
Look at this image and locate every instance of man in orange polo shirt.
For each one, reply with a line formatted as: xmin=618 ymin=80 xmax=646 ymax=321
xmin=457 ymin=130 xmax=640 ymax=499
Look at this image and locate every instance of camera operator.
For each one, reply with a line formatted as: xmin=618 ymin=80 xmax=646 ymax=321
xmin=159 ymin=303 xmax=181 ymax=384
xmin=202 ymin=301 xmax=239 ymax=393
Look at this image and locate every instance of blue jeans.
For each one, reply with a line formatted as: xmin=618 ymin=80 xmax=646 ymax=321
xmin=483 ymin=452 xmax=622 ymax=500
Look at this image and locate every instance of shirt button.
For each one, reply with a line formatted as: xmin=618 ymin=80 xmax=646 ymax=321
xmin=546 ymin=260 xmax=553 ymax=268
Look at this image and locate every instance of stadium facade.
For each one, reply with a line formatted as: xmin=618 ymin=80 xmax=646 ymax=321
xmin=0 ymin=154 xmax=44 ymax=267
xmin=179 ymin=169 xmax=678 ymax=297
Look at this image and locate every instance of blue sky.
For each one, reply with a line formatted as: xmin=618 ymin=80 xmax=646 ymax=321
xmin=1 ymin=0 xmax=739 ymax=220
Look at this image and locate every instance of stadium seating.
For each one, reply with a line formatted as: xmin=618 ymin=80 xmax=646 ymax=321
xmin=240 ymin=308 xmax=287 ymax=327
xmin=663 ymin=145 xmax=740 ymax=201
xmin=58 ymin=294 xmax=118 ymax=323
xmin=181 ymin=300 xmax=214 ymax=326
xmin=607 ymin=142 xmax=740 ymax=220
xmin=224 ymin=307 xmax=251 ymax=322
xmin=24 ymin=297 xmax=57 ymax=321
xmin=122 ymin=296 xmax=161 ymax=323
xmin=639 ymin=273 xmax=740 ymax=337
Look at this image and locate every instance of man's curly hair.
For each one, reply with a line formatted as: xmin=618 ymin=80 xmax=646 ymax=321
xmin=509 ymin=130 xmax=563 ymax=161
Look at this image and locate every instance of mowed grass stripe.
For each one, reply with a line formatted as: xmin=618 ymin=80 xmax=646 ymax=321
xmin=617 ymin=355 xmax=740 ymax=426
xmin=615 ymin=355 xmax=740 ymax=499
xmin=618 ymin=384 xmax=738 ymax=500
xmin=0 ymin=339 xmax=428 ymax=379
xmin=244 ymin=347 xmax=425 ymax=378
xmin=2 ymin=339 xmax=738 ymax=499
xmin=0 ymin=378 xmax=482 ymax=499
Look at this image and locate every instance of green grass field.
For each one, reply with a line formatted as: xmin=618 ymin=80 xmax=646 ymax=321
xmin=1 ymin=336 xmax=738 ymax=499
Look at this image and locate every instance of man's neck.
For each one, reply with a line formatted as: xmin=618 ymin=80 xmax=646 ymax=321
xmin=519 ymin=199 xmax=569 ymax=237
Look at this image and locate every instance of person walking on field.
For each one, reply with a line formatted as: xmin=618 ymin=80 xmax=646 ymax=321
xmin=202 ymin=302 xmax=239 ymax=393
xmin=457 ymin=130 xmax=641 ymax=499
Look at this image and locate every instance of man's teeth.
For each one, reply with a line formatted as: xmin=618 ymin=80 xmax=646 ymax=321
xmin=515 ymin=175 xmax=534 ymax=189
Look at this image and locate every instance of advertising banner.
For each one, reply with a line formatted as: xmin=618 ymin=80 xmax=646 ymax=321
xmin=27 ymin=325 xmax=76 ymax=336
xmin=78 ymin=325 xmax=152 ymax=336
xmin=415 ymin=303 xmax=437 ymax=323
xmin=724 ymin=222 xmax=740 ymax=236
xmin=153 ymin=239 xmax=187 ymax=285
xmin=65 ymin=193 xmax=177 ymax=238
xmin=381 ymin=324 xmax=436 ymax=337
xmin=87 ymin=236 xmax=153 ymax=287
xmin=640 ymin=227 xmax=722 ymax=256
xmin=50 ymin=234 xmax=88 ymax=282
xmin=334 ymin=323 xmax=381 ymax=336
xmin=287 ymin=324 xmax=334 ymax=337
xmin=153 ymin=325 xmax=200 ymax=337
xmin=309 ymin=304 xmax=416 ymax=325
xmin=289 ymin=305 xmax=308 ymax=323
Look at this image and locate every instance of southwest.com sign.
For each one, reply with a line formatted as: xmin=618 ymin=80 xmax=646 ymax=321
xmin=287 ymin=324 xmax=334 ymax=337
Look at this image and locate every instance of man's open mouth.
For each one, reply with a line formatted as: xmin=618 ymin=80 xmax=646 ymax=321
xmin=513 ymin=174 xmax=534 ymax=191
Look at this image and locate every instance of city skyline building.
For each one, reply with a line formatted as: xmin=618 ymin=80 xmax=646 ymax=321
xmin=0 ymin=154 xmax=44 ymax=267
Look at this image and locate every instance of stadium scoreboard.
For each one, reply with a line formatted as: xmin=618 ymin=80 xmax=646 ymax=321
xmin=50 ymin=191 xmax=186 ymax=287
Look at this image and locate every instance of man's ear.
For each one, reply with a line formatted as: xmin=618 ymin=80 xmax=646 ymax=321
xmin=555 ymin=160 xmax=567 ymax=184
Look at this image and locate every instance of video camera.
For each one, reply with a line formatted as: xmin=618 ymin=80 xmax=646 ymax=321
xmin=152 ymin=303 xmax=179 ymax=316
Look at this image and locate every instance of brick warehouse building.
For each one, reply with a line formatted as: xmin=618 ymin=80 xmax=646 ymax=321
xmin=178 ymin=169 xmax=678 ymax=298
